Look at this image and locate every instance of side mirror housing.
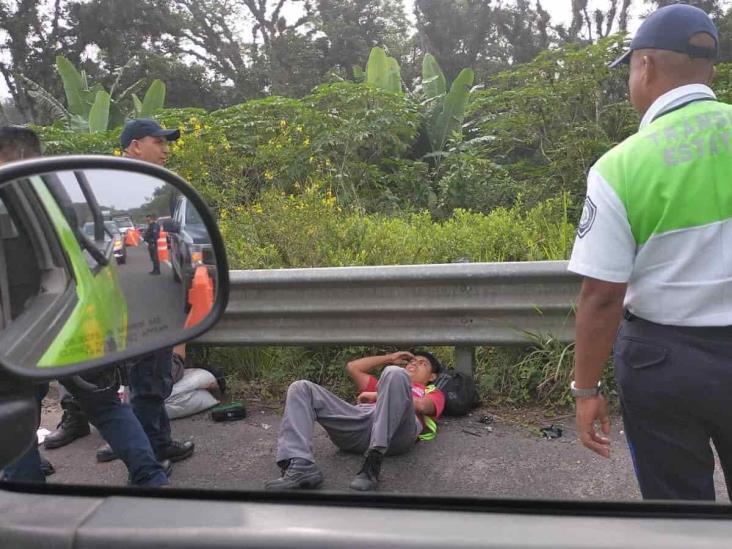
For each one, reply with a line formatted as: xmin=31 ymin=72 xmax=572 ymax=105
xmin=0 ymin=156 xmax=229 ymax=381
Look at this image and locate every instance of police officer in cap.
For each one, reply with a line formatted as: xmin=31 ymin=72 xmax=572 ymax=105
xmin=95 ymin=119 xmax=195 ymax=466
xmin=569 ymin=4 xmax=732 ymax=500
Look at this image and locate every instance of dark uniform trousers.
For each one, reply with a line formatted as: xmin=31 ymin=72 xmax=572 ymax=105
xmin=615 ymin=315 xmax=732 ymax=500
xmin=147 ymin=242 xmax=160 ymax=273
xmin=128 ymin=349 xmax=174 ymax=454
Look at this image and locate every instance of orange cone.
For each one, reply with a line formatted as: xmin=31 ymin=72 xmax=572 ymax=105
xmin=157 ymin=230 xmax=168 ymax=262
xmin=184 ymin=266 xmax=215 ymax=328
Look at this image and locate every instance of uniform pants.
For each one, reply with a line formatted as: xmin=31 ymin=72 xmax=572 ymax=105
xmin=58 ymin=383 xmax=89 ymax=424
xmin=148 ymin=243 xmax=160 ymax=273
xmin=3 ymin=381 xmax=167 ymax=486
xmin=615 ymin=316 xmax=732 ymax=501
xmin=276 ymin=366 xmax=421 ymax=465
xmin=2 ymin=383 xmax=48 ymax=483
xmin=129 ymin=350 xmax=174 ymax=454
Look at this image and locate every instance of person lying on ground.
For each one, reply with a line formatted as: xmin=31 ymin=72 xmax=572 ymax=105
xmin=265 ymin=350 xmax=445 ymax=492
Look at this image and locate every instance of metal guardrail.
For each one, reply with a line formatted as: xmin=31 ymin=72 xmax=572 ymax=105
xmin=196 ymin=261 xmax=581 ymax=373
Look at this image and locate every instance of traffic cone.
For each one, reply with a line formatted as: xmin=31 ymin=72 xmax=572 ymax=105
xmin=157 ymin=230 xmax=168 ymax=262
xmin=184 ymin=266 xmax=215 ymax=328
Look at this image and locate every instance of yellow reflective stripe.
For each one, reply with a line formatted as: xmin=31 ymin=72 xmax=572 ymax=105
xmin=418 ymin=415 xmax=437 ymax=441
xmin=418 ymin=384 xmax=438 ymax=441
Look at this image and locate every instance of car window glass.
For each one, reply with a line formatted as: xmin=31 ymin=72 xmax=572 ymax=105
xmin=184 ymin=200 xmax=203 ymax=225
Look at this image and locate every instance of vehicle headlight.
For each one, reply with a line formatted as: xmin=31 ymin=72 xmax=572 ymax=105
xmin=114 ymin=238 xmax=123 ymax=251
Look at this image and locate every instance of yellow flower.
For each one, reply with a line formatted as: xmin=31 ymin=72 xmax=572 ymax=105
xmin=279 ymin=119 xmax=287 ymax=128
xmin=113 ymin=149 xmax=122 ymax=156
xmin=303 ymin=138 xmax=310 ymax=146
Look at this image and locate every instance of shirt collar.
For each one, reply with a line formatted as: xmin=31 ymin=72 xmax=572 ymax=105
xmin=639 ymin=84 xmax=716 ymax=130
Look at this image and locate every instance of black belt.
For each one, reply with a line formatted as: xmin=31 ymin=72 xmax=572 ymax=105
xmin=623 ymin=310 xmax=732 ymax=338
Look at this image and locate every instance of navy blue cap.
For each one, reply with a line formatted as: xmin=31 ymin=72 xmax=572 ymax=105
xmin=610 ymin=4 xmax=718 ymax=68
xmin=120 ymin=118 xmax=180 ymax=149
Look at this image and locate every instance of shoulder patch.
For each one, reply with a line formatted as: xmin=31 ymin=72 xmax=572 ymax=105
xmin=577 ymin=196 xmax=597 ymax=238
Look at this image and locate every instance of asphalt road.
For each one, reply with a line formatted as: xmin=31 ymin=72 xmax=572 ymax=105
xmin=36 ymin=387 xmax=731 ymax=502
xmin=116 ymin=244 xmax=188 ymax=348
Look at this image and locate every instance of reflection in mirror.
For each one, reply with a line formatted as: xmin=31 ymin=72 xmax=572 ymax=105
xmin=0 ymin=169 xmax=217 ymax=371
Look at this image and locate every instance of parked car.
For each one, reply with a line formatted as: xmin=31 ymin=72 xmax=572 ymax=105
xmin=167 ymin=196 xmax=215 ymax=310
xmin=83 ymin=220 xmax=127 ymax=265
xmin=113 ymin=216 xmax=135 ymax=234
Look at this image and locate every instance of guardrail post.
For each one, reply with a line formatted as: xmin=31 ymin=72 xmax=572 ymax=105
xmin=454 ymin=346 xmax=475 ymax=377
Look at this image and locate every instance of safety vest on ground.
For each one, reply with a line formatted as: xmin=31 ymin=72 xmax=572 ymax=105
xmin=417 ymin=384 xmax=438 ymax=442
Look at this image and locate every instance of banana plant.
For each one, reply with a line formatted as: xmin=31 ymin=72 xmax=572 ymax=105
xmin=421 ymin=54 xmax=475 ymax=164
xmin=25 ymin=56 xmax=167 ymax=133
xmin=365 ymin=47 xmax=402 ymax=94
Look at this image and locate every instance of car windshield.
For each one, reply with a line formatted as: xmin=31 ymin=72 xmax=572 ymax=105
xmin=4 ymin=0 xmax=732 ymax=509
xmin=113 ymin=217 xmax=133 ymax=229
xmin=184 ymin=201 xmax=203 ymax=225
xmin=104 ymin=221 xmax=120 ymax=235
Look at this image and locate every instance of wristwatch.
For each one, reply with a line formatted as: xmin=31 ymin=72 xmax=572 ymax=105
xmin=570 ymin=380 xmax=602 ymax=398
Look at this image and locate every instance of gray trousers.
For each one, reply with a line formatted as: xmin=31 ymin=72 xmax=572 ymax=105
xmin=276 ymin=366 xmax=421 ymax=464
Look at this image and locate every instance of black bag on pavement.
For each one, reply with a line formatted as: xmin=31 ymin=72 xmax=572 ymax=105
xmin=433 ymin=370 xmax=479 ymax=416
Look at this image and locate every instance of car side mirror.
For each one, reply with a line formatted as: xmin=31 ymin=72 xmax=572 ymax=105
xmin=0 ymin=156 xmax=229 ymax=381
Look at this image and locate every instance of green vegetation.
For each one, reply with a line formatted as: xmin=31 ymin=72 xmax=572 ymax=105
xmin=35 ymin=33 xmax=732 ymax=408
xmin=23 ymin=56 xmax=166 ymax=133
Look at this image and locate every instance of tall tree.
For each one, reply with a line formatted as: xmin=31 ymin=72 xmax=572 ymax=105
xmin=307 ymin=0 xmax=410 ymax=79
xmin=557 ymin=0 xmax=632 ymax=43
xmin=413 ymin=0 xmax=556 ymax=81
xmin=0 ymin=0 xmax=82 ymax=123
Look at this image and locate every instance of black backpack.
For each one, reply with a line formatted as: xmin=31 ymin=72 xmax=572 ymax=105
xmin=433 ymin=370 xmax=479 ymax=416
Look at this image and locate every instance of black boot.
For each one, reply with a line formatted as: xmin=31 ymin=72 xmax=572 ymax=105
xmin=265 ymin=458 xmax=324 ymax=490
xmin=44 ymin=400 xmax=90 ymax=450
xmin=349 ymin=450 xmax=383 ymax=491
xmin=155 ymin=440 xmax=195 ymax=463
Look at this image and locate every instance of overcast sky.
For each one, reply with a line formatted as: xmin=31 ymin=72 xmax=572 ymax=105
xmin=279 ymin=1 xmax=649 ymax=33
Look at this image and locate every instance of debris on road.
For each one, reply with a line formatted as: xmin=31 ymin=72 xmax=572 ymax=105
xmin=539 ymin=425 xmax=563 ymax=439
xmin=261 ymin=423 xmax=272 ymax=430
xmin=36 ymin=428 xmax=51 ymax=445
xmin=478 ymin=415 xmax=495 ymax=425
xmin=462 ymin=429 xmax=482 ymax=437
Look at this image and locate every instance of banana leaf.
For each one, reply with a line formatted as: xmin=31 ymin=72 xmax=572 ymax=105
xmin=88 ymin=91 xmax=111 ymax=133
xmin=140 ymin=80 xmax=166 ymax=118
xmin=429 ymin=68 xmax=475 ymax=154
xmin=422 ymin=54 xmax=446 ymax=101
xmin=55 ymin=56 xmax=86 ymax=117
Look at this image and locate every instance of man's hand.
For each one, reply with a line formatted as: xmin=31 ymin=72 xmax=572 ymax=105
xmin=357 ymin=391 xmax=377 ymax=404
xmin=385 ymin=351 xmax=413 ymax=365
xmin=575 ymin=395 xmax=611 ymax=458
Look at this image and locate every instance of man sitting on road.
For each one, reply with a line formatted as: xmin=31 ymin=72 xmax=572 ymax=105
xmin=266 ymin=350 xmax=445 ymax=492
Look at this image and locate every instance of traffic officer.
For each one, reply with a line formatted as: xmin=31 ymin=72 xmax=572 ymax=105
xmin=0 ymin=126 xmax=169 ymax=486
xmin=569 ymin=4 xmax=731 ymax=501
xmin=143 ymin=213 xmax=161 ymax=275
xmin=95 ymin=119 xmax=194 ymax=465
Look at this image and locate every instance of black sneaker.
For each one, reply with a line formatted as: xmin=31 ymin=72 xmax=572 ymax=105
xmin=265 ymin=458 xmax=324 ymax=490
xmin=349 ymin=450 xmax=383 ymax=491
xmin=44 ymin=406 xmax=91 ymax=450
xmin=96 ymin=442 xmax=118 ymax=463
xmin=155 ymin=440 xmax=194 ymax=463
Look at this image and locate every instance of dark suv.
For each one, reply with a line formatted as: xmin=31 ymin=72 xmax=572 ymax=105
xmin=167 ymin=196 xmax=214 ymax=310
